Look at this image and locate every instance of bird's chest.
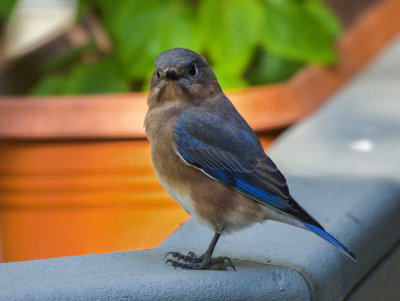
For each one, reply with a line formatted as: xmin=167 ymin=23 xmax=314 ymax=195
xmin=145 ymin=106 xmax=219 ymax=230
xmin=156 ymin=171 xmax=198 ymax=219
xmin=149 ymin=128 xmax=198 ymax=214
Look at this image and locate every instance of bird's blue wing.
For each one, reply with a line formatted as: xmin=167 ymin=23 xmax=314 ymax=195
xmin=173 ymin=108 xmax=305 ymax=216
xmin=173 ymin=106 xmax=356 ymax=260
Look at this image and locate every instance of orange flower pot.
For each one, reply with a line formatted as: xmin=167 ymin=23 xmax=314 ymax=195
xmin=0 ymin=140 xmax=188 ymax=262
xmin=0 ymin=0 xmax=399 ymax=262
xmin=0 ymin=137 xmax=277 ymax=263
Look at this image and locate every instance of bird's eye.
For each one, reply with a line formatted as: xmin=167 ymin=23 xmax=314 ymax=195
xmin=188 ymin=64 xmax=198 ymax=77
xmin=156 ymin=71 xmax=160 ymax=80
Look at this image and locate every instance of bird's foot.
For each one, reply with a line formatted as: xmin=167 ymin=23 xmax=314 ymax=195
xmin=165 ymin=251 xmax=235 ymax=271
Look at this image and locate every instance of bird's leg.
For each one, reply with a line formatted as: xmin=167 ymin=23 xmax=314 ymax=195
xmin=165 ymin=233 xmax=235 ymax=271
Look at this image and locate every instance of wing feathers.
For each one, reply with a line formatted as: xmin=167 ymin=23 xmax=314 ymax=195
xmin=173 ymin=105 xmax=315 ymax=223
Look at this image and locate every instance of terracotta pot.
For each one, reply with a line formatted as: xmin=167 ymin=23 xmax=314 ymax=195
xmin=0 ymin=0 xmax=399 ymax=262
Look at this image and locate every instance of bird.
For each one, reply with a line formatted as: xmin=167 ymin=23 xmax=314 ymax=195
xmin=144 ymin=48 xmax=357 ymax=270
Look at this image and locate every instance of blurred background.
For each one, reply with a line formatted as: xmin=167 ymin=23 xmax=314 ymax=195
xmin=0 ymin=0 xmax=388 ymax=263
xmin=0 ymin=0 xmax=377 ymax=95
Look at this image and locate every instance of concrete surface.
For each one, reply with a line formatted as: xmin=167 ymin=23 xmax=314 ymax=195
xmin=347 ymin=241 xmax=400 ymax=301
xmin=1 ymin=34 xmax=400 ymax=301
xmin=0 ymin=249 xmax=311 ymax=300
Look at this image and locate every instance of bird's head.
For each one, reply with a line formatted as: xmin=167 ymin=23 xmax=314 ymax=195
xmin=147 ymin=48 xmax=221 ymax=108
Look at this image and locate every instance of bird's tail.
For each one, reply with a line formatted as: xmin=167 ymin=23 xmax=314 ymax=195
xmin=303 ymin=223 xmax=357 ymax=262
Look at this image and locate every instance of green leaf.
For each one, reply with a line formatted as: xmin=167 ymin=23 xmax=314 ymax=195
xmin=30 ymin=75 xmax=68 ymax=96
xmin=213 ymin=66 xmax=247 ymax=90
xmin=0 ymin=0 xmax=17 ymax=21
xmin=246 ymin=49 xmax=303 ymax=85
xmin=304 ymin=0 xmax=342 ymax=38
xmin=93 ymin=0 xmax=199 ymax=87
xmin=31 ymin=57 xmax=129 ymax=95
xmin=198 ymin=0 xmax=264 ymax=89
xmin=261 ymin=0 xmax=338 ymax=64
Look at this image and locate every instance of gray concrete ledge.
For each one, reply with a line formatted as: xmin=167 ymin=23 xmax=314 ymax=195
xmin=347 ymin=240 xmax=400 ymax=301
xmin=1 ymin=36 xmax=400 ymax=301
xmin=0 ymin=249 xmax=311 ymax=300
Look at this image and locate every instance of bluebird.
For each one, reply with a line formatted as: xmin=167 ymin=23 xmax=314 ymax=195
xmin=144 ymin=48 xmax=357 ymax=270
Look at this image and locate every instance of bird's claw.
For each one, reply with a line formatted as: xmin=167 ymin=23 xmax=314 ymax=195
xmin=164 ymin=251 xmax=180 ymax=259
xmin=165 ymin=251 xmax=199 ymax=263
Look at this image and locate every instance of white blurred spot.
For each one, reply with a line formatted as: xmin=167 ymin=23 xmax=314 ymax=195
xmin=350 ymin=139 xmax=374 ymax=152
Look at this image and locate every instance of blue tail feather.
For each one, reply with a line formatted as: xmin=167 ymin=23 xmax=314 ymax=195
xmin=304 ymin=223 xmax=357 ymax=262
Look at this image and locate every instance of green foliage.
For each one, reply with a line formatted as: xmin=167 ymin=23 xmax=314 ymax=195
xmin=41 ymin=42 xmax=97 ymax=74
xmin=97 ymin=0 xmax=200 ymax=81
xmin=31 ymin=0 xmax=340 ymax=95
xmin=246 ymin=49 xmax=303 ymax=85
xmin=0 ymin=0 xmax=17 ymax=21
xmin=261 ymin=0 xmax=340 ymax=64
xmin=197 ymin=0 xmax=264 ymax=88
xmin=31 ymin=57 xmax=129 ymax=95
xmin=303 ymin=0 xmax=342 ymax=38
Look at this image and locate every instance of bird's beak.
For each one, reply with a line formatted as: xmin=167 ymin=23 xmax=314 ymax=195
xmin=165 ymin=69 xmax=179 ymax=80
